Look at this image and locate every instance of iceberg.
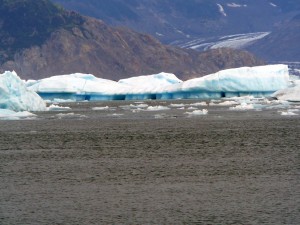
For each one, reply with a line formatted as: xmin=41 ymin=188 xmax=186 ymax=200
xmin=272 ymin=80 xmax=300 ymax=102
xmin=0 ymin=71 xmax=46 ymax=112
xmin=174 ymin=64 xmax=289 ymax=99
xmin=26 ymin=64 xmax=290 ymax=102
xmin=26 ymin=73 xmax=125 ymax=101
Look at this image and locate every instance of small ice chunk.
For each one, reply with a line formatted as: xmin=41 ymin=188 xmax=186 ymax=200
xmin=130 ymin=104 xmax=149 ymax=108
xmin=92 ymin=106 xmax=110 ymax=111
xmin=169 ymin=103 xmax=185 ymax=108
xmin=279 ymin=110 xmax=298 ymax=116
xmin=0 ymin=109 xmax=37 ymax=120
xmin=48 ymin=104 xmax=71 ymax=111
xmin=229 ymin=102 xmax=254 ymax=110
xmin=146 ymin=106 xmax=170 ymax=111
xmin=190 ymin=102 xmax=207 ymax=106
xmin=56 ymin=113 xmax=86 ymax=119
xmin=185 ymin=109 xmax=208 ymax=116
xmin=210 ymin=101 xmax=239 ymax=106
xmin=187 ymin=107 xmax=198 ymax=110
xmin=109 ymin=113 xmax=124 ymax=117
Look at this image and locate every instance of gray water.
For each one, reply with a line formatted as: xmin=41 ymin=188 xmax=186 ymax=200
xmin=0 ymin=100 xmax=299 ymax=224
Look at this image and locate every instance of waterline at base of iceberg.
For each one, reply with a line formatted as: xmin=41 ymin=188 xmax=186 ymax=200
xmin=38 ymin=91 xmax=277 ymax=102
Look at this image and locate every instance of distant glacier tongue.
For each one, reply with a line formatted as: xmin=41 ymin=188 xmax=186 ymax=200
xmin=25 ymin=65 xmax=290 ymax=102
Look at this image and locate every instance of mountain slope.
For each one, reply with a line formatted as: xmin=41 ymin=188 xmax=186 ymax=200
xmin=0 ymin=0 xmax=84 ymax=63
xmin=0 ymin=0 xmax=264 ymax=80
xmin=248 ymin=13 xmax=300 ymax=61
xmin=53 ymin=0 xmax=300 ymax=43
xmin=53 ymin=0 xmax=300 ymax=64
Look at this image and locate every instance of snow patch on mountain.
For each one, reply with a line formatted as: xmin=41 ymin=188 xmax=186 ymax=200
xmin=217 ymin=4 xmax=227 ymax=17
xmin=227 ymin=3 xmax=247 ymax=8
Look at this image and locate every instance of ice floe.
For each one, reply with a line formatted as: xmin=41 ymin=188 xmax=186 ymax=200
xmin=0 ymin=109 xmax=37 ymax=120
xmin=185 ymin=109 xmax=208 ymax=116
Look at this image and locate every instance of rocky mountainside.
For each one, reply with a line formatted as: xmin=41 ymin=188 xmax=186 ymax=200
xmin=53 ymin=0 xmax=300 ymax=43
xmin=0 ymin=0 xmax=84 ymax=63
xmin=53 ymin=0 xmax=300 ymax=63
xmin=0 ymin=0 xmax=264 ymax=80
xmin=247 ymin=13 xmax=300 ymax=62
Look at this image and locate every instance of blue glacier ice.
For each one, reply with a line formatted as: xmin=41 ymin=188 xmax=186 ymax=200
xmin=26 ymin=64 xmax=290 ymax=102
xmin=0 ymin=71 xmax=46 ymax=111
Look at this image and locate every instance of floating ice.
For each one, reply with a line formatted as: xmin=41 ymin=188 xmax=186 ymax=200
xmin=145 ymin=106 xmax=170 ymax=111
xmin=48 ymin=104 xmax=71 ymax=111
xmin=187 ymin=107 xmax=198 ymax=110
xmin=118 ymin=72 xmax=182 ymax=90
xmin=92 ymin=106 xmax=110 ymax=111
xmin=169 ymin=103 xmax=186 ymax=108
xmin=26 ymin=65 xmax=289 ymax=102
xmin=181 ymin=64 xmax=288 ymax=93
xmin=190 ymin=102 xmax=208 ymax=106
xmin=0 ymin=71 xmax=46 ymax=111
xmin=229 ymin=102 xmax=255 ymax=110
xmin=109 ymin=113 xmax=124 ymax=117
xmin=0 ymin=109 xmax=37 ymax=120
xmin=210 ymin=101 xmax=239 ymax=106
xmin=279 ymin=110 xmax=299 ymax=116
xmin=56 ymin=113 xmax=87 ymax=119
xmin=129 ymin=104 xmax=149 ymax=109
xmin=272 ymin=80 xmax=300 ymax=102
xmin=185 ymin=109 xmax=208 ymax=116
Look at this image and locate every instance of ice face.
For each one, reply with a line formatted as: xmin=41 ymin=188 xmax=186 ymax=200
xmin=0 ymin=71 xmax=46 ymax=111
xmin=26 ymin=64 xmax=290 ymax=102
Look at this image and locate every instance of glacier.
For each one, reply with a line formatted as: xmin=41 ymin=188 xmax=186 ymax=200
xmin=26 ymin=64 xmax=290 ymax=102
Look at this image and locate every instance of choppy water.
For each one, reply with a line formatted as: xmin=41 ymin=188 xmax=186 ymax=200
xmin=0 ymin=100 xmax=299 ymax=224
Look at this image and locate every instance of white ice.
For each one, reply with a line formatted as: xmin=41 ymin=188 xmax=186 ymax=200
xmin=56 ymin=113 xmax=87 ymax=119
xmin=145 ymin=106 xmax=170 ymax=111
xmin=0 ymin=109 xmax=37 ymax=120
xmin=272 ymin=80 xmax=300 ymax=102
xmin=25 ymin=64 xmax=290 ymax=102
xmin=181 ymin=64 xmax=288 ymax=93
xmin=48 ymin=104 xmax=71 ymax=111
xmin=0 ymin=71 xmax=46 ymax=112
xmin=92 ymin=106 xmax=111 ymax=111
xmin=185 ymin=109 xmax=208 ymax=116
xmin=27 ymin=73 xmax=123 ymax=95
xmin=279 ymin=109 xmax=299 ymax=116
xmin=229 ymin=102 xmax=255 ymax=110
